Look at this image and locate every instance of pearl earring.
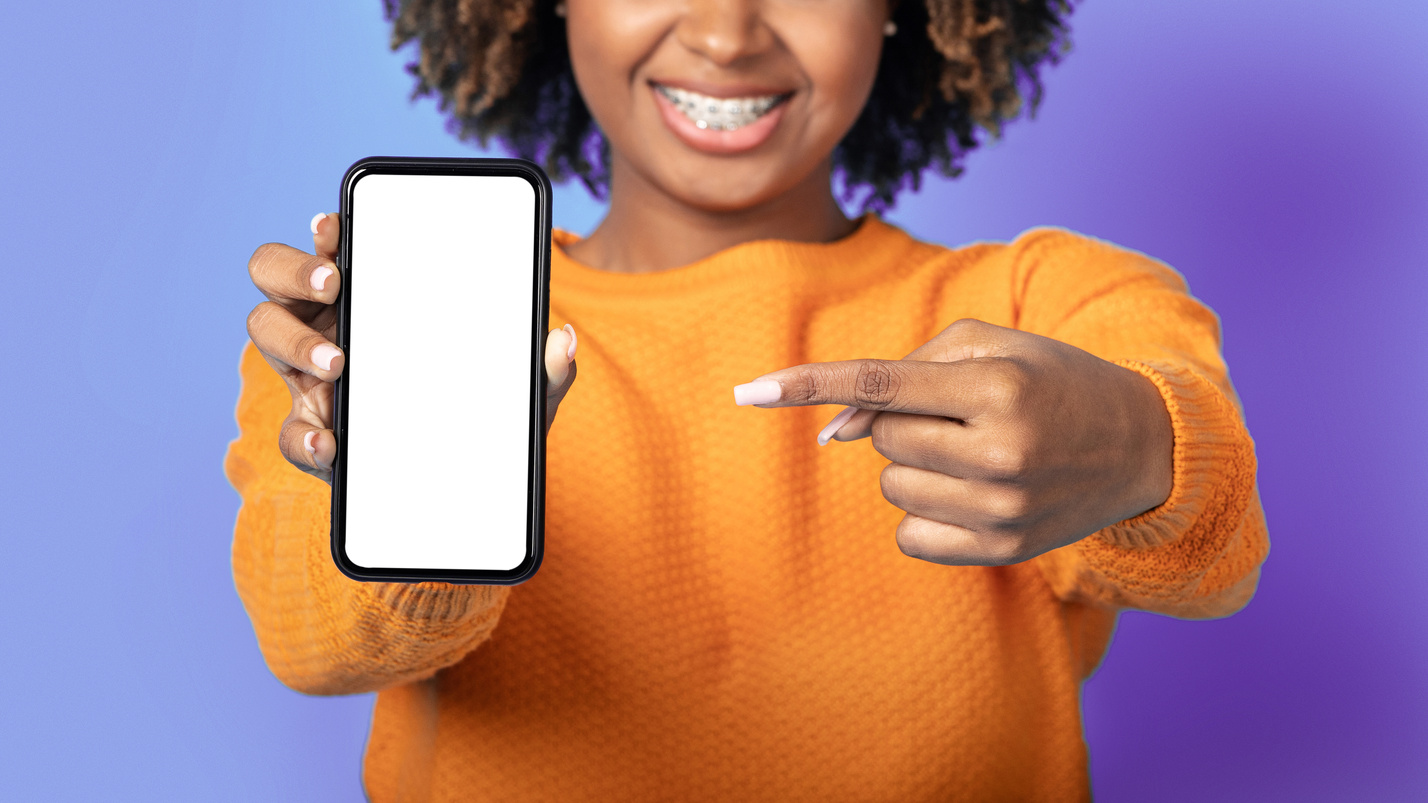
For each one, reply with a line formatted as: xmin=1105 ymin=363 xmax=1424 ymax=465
xmin=883 ymin=20 xmax=897 ymax=37
xmin=554 ymin=2 xmax=566 ymax=17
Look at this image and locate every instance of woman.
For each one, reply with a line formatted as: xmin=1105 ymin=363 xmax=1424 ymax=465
xmin=227 ymin=0 xmax=1268 ymax=799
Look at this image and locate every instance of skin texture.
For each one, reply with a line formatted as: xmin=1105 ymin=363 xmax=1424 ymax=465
xmin=738 ymin=319 xmax=1174 ymax=565
xmin=244 ymin=214 xmax=577 ymax=484
xmin=242 ymin=0 xmax=1173 ymax=562
xmin=562 ymin=0 xmax=887 ymax=274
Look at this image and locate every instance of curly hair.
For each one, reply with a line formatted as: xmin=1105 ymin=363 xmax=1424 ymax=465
xmin=383 ymin=0 xmax=1075 ymax=211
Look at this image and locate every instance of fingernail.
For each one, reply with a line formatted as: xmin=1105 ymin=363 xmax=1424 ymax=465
xmin=817 ymin=406 xmax=858 ymax=446
xmin=303 ymin=431 xmax=317 ymax=454
xmin=563 ymin=324 xmax=577 ymax=360
xmin=311 ymin=344 xmax=342 ymax=371
xmin=310 ymin=266 xmax=333 ymax=292
xmin=310 ymin=213 xmax=327 ymax=235
xmin=733 ymin=380 xmax=782 ymax=406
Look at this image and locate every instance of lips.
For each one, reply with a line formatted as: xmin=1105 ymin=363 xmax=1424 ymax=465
xmin=650 ymin=81 xmax=793 ymax=155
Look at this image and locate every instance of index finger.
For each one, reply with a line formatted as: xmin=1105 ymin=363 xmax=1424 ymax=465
xmin=733 ymin=358 xmax=1002 ymax=419
xmin=822 ymin=330 xmax=963 ymax=444
xmin=828 ymin=319 xmax=1015 ymax=442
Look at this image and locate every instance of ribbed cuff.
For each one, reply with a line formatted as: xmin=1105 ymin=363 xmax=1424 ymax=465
xmin=371 ymin=581 xmax=503 ymax=624
xmin=1097 ymin=359 xmax=1246 ymax=550
xmin=284 ymin=484 xmax=505 ymax=626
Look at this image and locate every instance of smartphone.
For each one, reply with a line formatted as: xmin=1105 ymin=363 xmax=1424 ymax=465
xmin=330 ymin=157 xmax=552 ymax=584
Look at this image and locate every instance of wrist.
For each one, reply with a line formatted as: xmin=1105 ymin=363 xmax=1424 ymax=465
xmin=1122 ymin=365 xmax=1175 ymax=518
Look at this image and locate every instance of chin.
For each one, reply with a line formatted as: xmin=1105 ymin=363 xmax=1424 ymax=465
xmin=653 ymin=162 xmax=805 ymax=215
xmin=678 ymin=187 xmax=783 ymax=215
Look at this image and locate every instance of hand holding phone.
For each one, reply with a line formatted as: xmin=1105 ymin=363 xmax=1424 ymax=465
xmin=242 ymin=158 xmax=569 ymax=585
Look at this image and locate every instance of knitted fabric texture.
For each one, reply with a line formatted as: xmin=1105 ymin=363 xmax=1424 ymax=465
xmin=226 ymin=218 xmax=1268 ymax=802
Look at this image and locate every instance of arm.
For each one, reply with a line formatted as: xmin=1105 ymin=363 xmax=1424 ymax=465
xmin=735 ymin=228 xmax=1266 ymax=620
xmin=1012 ymin=228 xmax=1269 ymax=619
xmin=226 ymin=341 xmax=511 ymax=695
xmin=230 ymin=212 xmax=579 ymax=694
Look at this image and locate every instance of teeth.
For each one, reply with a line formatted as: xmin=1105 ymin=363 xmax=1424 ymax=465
xmin=656 ymin=85 xmax=785 ymax=131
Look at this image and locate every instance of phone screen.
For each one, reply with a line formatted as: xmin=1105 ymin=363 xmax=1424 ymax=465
xmin=332 ymin=158 xmax=550 ymax=583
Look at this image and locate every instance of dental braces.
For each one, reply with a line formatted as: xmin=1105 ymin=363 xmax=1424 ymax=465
xmin=656 ymin=85 xmax=786 ymax=131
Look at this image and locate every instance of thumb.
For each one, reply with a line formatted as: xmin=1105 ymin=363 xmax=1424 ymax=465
xmin=819 ymin=406 xmax=879 ymax=444
xmin=544 ymin=325 xmax=578 ymax=430
xmin=545 ymin=324 xmax=578 ymax=388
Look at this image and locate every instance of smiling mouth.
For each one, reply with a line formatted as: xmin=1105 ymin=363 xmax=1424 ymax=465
xmin=653 ymin=84 xmax=791 ymax=132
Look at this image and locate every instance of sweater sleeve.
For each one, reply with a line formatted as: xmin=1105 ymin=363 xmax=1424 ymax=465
xmin=224 ymin=342 xmax=511 ymax=695
xmin=1009 ymin=229 xmax=1269 ymax=619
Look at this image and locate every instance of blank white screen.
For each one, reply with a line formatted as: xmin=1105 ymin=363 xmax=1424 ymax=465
xmin=344 ymin=172 xmax=536 ymax=572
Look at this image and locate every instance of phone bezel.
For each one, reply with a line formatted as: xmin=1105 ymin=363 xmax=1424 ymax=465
xmin=330 ymin=156 xmax=552 ymax=584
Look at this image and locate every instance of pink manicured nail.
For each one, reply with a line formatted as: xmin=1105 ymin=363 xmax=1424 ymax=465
xmin=817 ymin=406 xmax=858 ymax=446
xmin=310 ymin=266 xmax=333 ymax=292
xmin=303 ymin=431 xmax=317 ymax=454
xmin=311 ymin=344 xmax=342 ymax=371
xmin=733 ymin=380 xmax=782 ymax=406
xmin=563 ymin=324 xmax=577 ymax=360
xmin=310 ymin=213 xmax=327 ymax=235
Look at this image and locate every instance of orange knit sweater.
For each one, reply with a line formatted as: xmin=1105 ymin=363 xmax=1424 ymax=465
xmin=226 ymin=218 xmax=1267 ymax=802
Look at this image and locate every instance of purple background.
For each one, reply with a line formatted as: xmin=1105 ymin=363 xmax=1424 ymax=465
xmin=2 ymin=1 xmax=1426 ymax=800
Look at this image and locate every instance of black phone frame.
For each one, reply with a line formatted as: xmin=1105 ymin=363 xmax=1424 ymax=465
xmin=330 ymin=156 xmax=552 ymax=585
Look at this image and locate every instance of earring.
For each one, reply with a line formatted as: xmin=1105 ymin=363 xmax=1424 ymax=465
xmin=554 ymin=2 xmax=566 ymax=17
xmin=883 ymin=20 xmax=897 ymax=37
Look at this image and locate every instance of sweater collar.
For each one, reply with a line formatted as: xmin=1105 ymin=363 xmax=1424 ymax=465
xmin=550 ymin=214 xmax=919 ymax=297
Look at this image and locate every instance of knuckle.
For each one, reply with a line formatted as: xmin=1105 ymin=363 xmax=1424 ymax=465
xmin=986 ymin=488 xmax=1032 ymax=525
xmin=895 ymin=534 xmax=920 ymax=560
xmin=873 ymin=415 xmax=943 ymax=469
xmin=980 ymin=357 xmax=1030 ymax=413
xmin=248 ymin=243 xmax=283 ymax=278
xmin=853 ymin=360 xmax=901 ymax=408
xmin=980 ymin=439 xmax=1030 ymax=481
xmin=947 ymin=317 xmax=987 ymax=335
xmin=278 ymin=417 xmax=308 ymax=465
xmin=869 ymin=413 xmax=896 ymax=452
xmin=786 ymin=371 xmax=822 ymax=404
xmin=246 ymin=301 xmax=281 ymax=341
xmin=894 ymin=519 xmax=930 ymax=559
xmin=987 ymin=537 xmax=1029 ymax=566
xmin=878 ymin=464 xmax=907 ymax=504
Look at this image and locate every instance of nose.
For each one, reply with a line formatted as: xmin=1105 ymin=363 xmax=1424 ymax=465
xmin=675 ymin=0 xmax=774 ymax=67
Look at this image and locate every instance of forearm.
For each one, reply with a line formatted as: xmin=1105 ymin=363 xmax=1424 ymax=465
xmin=225 ymin=341 xmax=509 ymax=694
xmin=1035 ymin=359 xmax=1267 ymax=618
xmin=231 ymin=474 xmax=510 ymax=694
xmin=1011 ymin=229 xmax=1269 ymax=616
